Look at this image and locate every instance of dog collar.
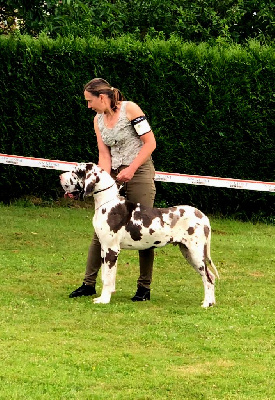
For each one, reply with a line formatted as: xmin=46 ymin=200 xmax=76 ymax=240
xmin=93 ymin=182 xmax=116 ymax=195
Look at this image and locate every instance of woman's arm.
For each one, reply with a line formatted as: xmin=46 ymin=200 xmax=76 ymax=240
xmin=116 ymin=102 xmax=156 ymax=182
xmin=94 ymin=115 xmax=112 ymax=174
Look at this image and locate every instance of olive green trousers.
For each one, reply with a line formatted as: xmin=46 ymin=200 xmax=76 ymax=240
xmin=84 ymin=159 xmax=156 ymax=289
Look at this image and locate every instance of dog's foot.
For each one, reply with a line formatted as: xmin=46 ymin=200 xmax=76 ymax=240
xmin=201 ymin=299 xmax=215 ymax=308
xmin=93 ymin=295 xmax=111 ymax=304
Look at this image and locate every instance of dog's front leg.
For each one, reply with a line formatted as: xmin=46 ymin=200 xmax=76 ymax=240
xmin=93 ymin=246 xmax=120 ymax=304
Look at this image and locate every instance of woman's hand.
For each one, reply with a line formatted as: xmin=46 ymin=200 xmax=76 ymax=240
xmin=116 ymin=166 xmax=135 ymax=182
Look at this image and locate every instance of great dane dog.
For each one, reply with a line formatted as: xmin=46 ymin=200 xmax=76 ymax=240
xmin=60 ymin=163 xmax=219 ymax=307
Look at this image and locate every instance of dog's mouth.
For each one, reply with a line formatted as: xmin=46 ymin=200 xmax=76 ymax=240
xmin=64 ymin=190 xmax=84 ymax=200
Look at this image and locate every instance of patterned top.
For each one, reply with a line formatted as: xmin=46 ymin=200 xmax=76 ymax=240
xmin=97 ymin=101 xmax=143 ymax=169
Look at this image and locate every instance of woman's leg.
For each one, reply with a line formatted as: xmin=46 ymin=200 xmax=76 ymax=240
xmin=69 ymin=233 xmax=101 ymax=297
xmin=124 ymin=160 xmax=156 ymax=294
xmin=84 ymin=233 xmax=102 ymax=285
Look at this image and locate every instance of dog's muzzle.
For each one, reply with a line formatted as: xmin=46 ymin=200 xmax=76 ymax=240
xmin=64 ymin=190 xmax=84 ymax=200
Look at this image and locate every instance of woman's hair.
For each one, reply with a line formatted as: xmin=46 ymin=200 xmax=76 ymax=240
xmin=84 ymin=78 xmax=125 ymax=110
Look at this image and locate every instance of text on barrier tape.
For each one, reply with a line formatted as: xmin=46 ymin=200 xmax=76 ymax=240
xmin=0 ymin=153 xmax=274 ymax=193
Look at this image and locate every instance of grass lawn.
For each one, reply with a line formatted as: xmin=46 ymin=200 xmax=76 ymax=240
xmin=0 ymin=204 xmax=274 ymax=399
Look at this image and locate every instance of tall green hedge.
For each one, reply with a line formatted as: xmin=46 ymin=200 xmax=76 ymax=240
xmin=0 ymin=35 xmax=274 ymax=220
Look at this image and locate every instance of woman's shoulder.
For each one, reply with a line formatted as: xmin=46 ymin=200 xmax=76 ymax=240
xmin=125 ymin=101 xmax=144 ymax=120
xmin=94 ymin=113 xmax=104 ymax=129
xmin=125 ymin=100 xmax=139 ymax=110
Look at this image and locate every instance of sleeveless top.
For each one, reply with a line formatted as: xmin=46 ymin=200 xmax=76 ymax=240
xmin=97 ymin=101 xmax=143 ymax=169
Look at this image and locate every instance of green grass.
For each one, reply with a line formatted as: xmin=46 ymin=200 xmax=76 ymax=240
xmin=0 ymin=204 xmax=274 ymax=400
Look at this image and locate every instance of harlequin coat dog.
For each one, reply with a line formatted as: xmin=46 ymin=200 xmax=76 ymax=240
xmin=60 ymin=163 xmax=219 ymax=307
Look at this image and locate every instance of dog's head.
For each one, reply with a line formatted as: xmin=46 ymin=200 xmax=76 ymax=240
xmin=59 ymin=162 xmax=103 ymax=199
xmin=59 ymin=163 xmax=87 ymax=200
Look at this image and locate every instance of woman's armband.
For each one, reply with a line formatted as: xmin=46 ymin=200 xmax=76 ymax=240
xmin=131 ymin=116 xmax=152 ymax=136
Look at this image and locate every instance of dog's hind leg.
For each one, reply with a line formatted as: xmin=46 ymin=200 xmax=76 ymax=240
xmin=179 ymin=242 xmax=216 ymax=308
xmin=93 ymin=246 xmax=120 ymax=304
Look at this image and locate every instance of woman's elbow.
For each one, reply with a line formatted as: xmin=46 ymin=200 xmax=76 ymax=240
xmin=151 ymin=136 xmax=157 ymax=152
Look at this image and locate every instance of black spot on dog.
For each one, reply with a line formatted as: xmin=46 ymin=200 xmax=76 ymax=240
xmin=206 ymin=267 xmax=213 ymax=284
xmin=107 ymin=201 xmax=137 ymax=233
xmin=126 ymin=221 xmax=142 ymax=241
xmin=169 ymin=212 xmax=180 ymax=228
xmin=133 ymin=210 xmax=152 ymax=227
xmin=67 ymin=175 xmax=84 ymax=197
xmin=195 ymin=209 xmax=203 ymax=219
xmin=154 ymin=241 xmax=161 ymax=245
xmin=149 ymin=229 xmax=155 ymax=235
xmin=102 ymin=208 xmax=106 ymax=214
xmin=86 ymin=163 xmax=94 ymax=171
xmin=133 ymin=206 xmax=165 ymax=228
xmin=105 ymin=248 xmax=118 ymax=269
xmin=85 ymin=182 xmax=95 ymax=196
xmin=188 ymin=227 xmax=195 ymax=235
xmin=204 ymin=243 xmax=207 ymax=261
xmin=75 ymin=168 xmax=86 ymax=179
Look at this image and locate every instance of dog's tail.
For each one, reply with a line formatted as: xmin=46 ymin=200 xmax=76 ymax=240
xmin=208 ymin=258 xmax=220 ymax=280
xmin=206 ymin=228 xmax=220 ymax=280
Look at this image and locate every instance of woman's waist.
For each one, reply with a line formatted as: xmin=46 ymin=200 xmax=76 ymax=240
xmin=111 ymin=158 xmax=155 ymax=178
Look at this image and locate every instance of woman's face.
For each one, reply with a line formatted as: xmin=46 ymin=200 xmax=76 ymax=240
xmin=84 ymin=90 xmax=107 ymax=113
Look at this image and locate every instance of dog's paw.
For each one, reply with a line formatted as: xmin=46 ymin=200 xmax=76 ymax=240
xmin=201 ymin=299 xmax=215 ymax=308
xmin=93 ymin=296 xmax=110 ymax=304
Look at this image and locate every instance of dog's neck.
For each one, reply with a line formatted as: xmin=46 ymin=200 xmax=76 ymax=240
xmin=92 ymin=168 xmax=120 ymax=210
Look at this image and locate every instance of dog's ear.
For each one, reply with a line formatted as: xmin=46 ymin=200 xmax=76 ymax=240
xmin=86 ymin=162 xmax=95 ymax=172
xmin=84 ymin=181 xmax=95 ymax=197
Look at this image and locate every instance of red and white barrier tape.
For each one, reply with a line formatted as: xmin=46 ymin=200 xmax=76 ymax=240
xmin=0 ymin=153 xmax=78 ymax=171
xmin=0 ymin=153 xmax=274 ymax=192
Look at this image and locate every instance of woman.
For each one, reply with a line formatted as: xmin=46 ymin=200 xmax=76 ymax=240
xmin=69 ymin=78 xmax=157 ymax=301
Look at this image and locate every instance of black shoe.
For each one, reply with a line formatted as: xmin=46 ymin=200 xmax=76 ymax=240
xmin=131 ymin=286 xmax=150 ymax=302
xmin=69 ymin=283 xmax=96 ymax=298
